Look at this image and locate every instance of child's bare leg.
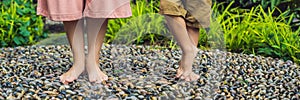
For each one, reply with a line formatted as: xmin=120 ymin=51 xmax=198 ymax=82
xmin=86 ymin=18 xmax=108 ymax=83
xmin=187 ymin=26 xmax=200 ymax=46
xmin=176 ymin=26 xmax=200 ymax=81
xmin=165 ymin=15 xmax=200 ymax=81
xmin=60 ymin=20 xmax=85 ymax=84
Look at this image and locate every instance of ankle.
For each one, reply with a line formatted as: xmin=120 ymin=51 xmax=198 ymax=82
xmin=85 ymin=60 xmax=99 ymax=70
xmin=72 ymin=61 xmax=85 ymax=67
xmin=86 ymin=54 xmax=99 ymax=60
xmin=182 ymin=46 xmax=198 ymax=54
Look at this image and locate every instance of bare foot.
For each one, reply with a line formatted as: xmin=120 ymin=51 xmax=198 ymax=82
xmin=86 ymin=58 xmax=108 ymax=83
xmin=175 ymin=47 xmax=199 ymax=81
xmin=176 ymin=66 xmax=200 ymax=81
xmin=60 ymin=64 xmax=85 ymax=84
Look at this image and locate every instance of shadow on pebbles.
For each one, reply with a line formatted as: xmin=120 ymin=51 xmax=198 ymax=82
xmin=0 ymin=44 xmax=299 ymax=100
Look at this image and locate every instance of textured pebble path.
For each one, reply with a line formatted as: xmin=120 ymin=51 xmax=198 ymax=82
xmin=0 ymin=44 xmax=299 ymax=99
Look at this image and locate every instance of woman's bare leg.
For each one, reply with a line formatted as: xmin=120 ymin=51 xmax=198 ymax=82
xmin=60 ymin=20 xmax=85 ymax=84
xmin=86 ymin=18 xmax=108 ymax=83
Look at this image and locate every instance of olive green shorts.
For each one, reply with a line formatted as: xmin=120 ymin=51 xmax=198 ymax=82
xmin=159 ymin=0 xmax=212 ymax=28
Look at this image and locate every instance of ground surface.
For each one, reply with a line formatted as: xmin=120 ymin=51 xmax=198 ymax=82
xmin=0 ymin=44 xmax=299 ymax=99
xmin=36 ymin=33 xmax=68 ymax=46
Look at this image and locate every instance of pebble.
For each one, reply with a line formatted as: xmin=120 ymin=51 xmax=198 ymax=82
xmin=137 ymin=95 xmax=144 ymax=99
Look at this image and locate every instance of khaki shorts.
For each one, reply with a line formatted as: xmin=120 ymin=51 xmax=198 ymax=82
xmin=159 ymin=0 xmax=212 ymax=28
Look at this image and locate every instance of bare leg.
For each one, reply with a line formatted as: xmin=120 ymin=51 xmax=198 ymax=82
xmin=187 ymin=26 xmax=199 ymax=47
xmin=165 ymin=15 xmax=200 ymax=81
xmin=86 ymin=18 xmax=108 ymax=83
xmin=60 ymin=20 xmax=85 ymax=84
xmin=173 ymin=26 xmax=200 ymax=63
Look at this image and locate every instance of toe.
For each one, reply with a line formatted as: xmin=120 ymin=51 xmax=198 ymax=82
xmin=60 ymin=76 xmax=69 ymax=84
xmin=63 ymin=81 xmax=69 ymax=85
xmin=185 ymin=77 xmax=191 ymax=82
xmin=60 ymin=75 xmax=67 ymax=83
xmin=180 ymin=75 xmax=186 ymax=80
xmin=65 ymin=77 xmax=76 ymax=83
xmin=59 ymin=76 xmax=64 ymax=82
xmin=89 ymin=78 xmax=96 ymax=83
xmin=175 ymin=68 xmax=183 ymax=78
xmin=95 ymin=79 xmax=103 ymax=84
xmin=190 ymin=73 xmax=200 ymax=81
xmin=195 ymin=75 xmax=200 ymax=81
xmin=103 ymin=76 xmax=108 ymax=81
xmin=176 ymin=73 xmax=181 ymax=78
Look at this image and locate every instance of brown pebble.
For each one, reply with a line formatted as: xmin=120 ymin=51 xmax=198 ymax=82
xmin=43 ymin=91 xmax=59 ymax=95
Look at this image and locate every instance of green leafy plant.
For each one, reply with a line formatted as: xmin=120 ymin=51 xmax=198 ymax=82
xmin=213 ymin=0 xmax=300 ymax=30
xmin=212 ymin=2 xmax=300 ymax=63
xmin=107 ymin=0 xmax=172 ymax=47
xmin=0 ymin=0 xmax=46 ymax=47
xmin=213 ymin=0 xmax=291 ymax=10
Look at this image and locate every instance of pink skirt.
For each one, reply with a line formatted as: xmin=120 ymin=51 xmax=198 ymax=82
xmin=37 ymin=0 xmax=132 ymax=21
